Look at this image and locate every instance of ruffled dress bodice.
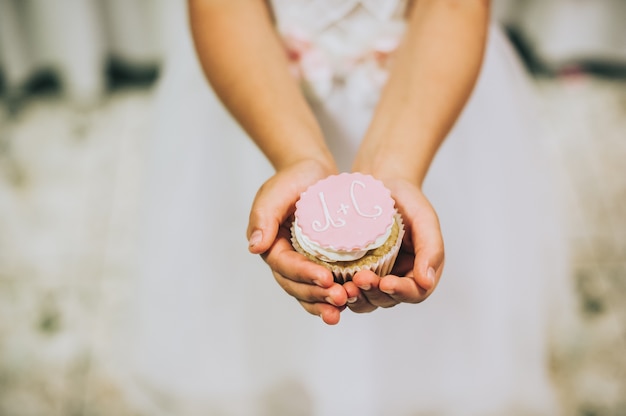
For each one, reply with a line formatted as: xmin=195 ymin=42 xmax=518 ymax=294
xmin=269 ymin=0 xmax=408 ymax=35
xmin=269 ymin=0 xmax=408 ymax=103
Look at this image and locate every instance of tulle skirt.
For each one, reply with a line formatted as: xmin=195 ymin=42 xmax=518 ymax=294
xmin=124 ymin=14 xmax=570 ymax=416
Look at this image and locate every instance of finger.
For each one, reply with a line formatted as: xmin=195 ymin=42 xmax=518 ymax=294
xmin=274 ymin=271 xmax=347 ymax=306
xmin=379 ymin=275 xmax=430 ymax=304
xmin=351 ymin=269 xmax=379 ymax=292
xmin=352 ymin=270 xmax=398 ymax=308
xmin=263 ymin=229 xmax=335 ymax=288
xmin=343 ymin=281 xmax=377 ymax=313
xmin=298 ymin=301 xmax=342 ymax=325
xmin=396 ymin=188 xmax=445 ymax=292
xmin=247 ymin=179 xmax=296 ymax=254
xmin=411 ymin=210 xmax=444 ymax=292
xmin=343 ymin=281 xmax=360 ymax=304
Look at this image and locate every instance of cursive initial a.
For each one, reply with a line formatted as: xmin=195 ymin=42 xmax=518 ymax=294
xmin=350 ymin=180 xmax=383 ymax=218
xmin=312 ymin=192 xmax=346 ymax=231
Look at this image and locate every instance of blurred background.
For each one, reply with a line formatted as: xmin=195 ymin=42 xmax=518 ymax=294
xmin=0 ymin=0 xmax=625 ymax=415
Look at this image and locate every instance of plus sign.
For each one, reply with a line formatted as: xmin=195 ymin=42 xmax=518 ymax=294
xmin=337 ymin=203 xmax=350 ymax=215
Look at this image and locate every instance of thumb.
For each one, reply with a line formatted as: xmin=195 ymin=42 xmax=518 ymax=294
xmin=393 ymin=184 xmax=444 ymax=292
xmin=246 ymin=180 xmax=297 ymax=255
xmin=398 ymin=192 xmax=445 ymax=292
xmin=411 ymin=208 xmax=444 ymax=292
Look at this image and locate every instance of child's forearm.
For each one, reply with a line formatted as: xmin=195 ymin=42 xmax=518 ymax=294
xmin=354 ymin=0 xmax=489 ymax=185
xmin=188 ymin=0 xmax=334 ymax=171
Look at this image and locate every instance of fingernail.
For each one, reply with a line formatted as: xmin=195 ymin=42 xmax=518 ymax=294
xmin=427 ymin=267 xmax=436 ymax=287
xmin=380 ymin=288 xmax=394 ymax=295
xmin=359 ymin=284 xmax=371 ymax=291
xmin=248 ymin=230 xmax=262 ymax=248
xmin=347 ymin=297 xmax=358 ymax=304
xmin=325 ymin=296 xmax=337 ymax=306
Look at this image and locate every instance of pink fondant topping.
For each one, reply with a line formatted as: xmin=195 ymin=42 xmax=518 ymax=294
xmin=295 ymin=173 xmax=396 ymax=250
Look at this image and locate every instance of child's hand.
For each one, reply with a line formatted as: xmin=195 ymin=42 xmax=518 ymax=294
xmin=343 ymin=177 xmax=444 ymax=313
xmin=246 ymin=159 xmax=348 ymax=325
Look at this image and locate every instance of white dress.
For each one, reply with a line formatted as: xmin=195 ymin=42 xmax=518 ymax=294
xmin=125 ymin=1 xmax=570 ymax=415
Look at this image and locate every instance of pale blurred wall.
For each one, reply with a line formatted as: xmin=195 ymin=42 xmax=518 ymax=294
xmin=1 ymin=0 xmax=625 ymax=108
xmin=0 ymin=0 xmax=169 ymax=106
xmin=496 ymin=0 xmax=626 ymax=72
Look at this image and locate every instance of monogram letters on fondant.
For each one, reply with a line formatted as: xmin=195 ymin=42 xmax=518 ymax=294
xmin=311 ymin=180 xmax=383 ymax=232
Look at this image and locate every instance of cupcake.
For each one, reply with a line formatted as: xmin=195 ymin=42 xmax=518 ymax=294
xmin=291 ymin=172 xmax=404 ymax=283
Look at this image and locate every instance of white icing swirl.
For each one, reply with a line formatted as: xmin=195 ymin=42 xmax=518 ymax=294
xmin=293 ymin=218 xmax=393 ymax=262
